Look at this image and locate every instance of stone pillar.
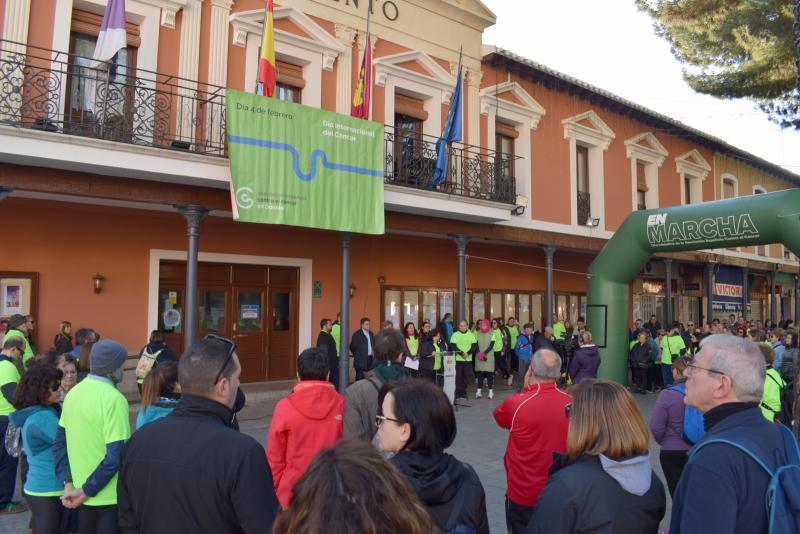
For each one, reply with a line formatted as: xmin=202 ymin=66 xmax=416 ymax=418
xmin=705 ymin=263 xmax=714 ymax=325
xmin=664 ymin=258 xmax=672 ymax=327
xmin=177 ymin=0 xmax=202 ymax=144
xmin=338 ymin=232 xmax=352 ymax=393
xmin=453 ymin=235 xmax=470 ymax=324
xmin=465 ymin=67 xmax=482 ymax=149
xmin=334 ymin=24 xmax=357 ymax=115
xmin=543 ymin=246 xmax=556 ymax=329
xmin=178 ymin=205 xmax=210 ymax=349
xmin=742 ymin=268 xmax=749 ymax=320
xmin=206 ymin=0 xmax=233 ymax=146
xmin=1 ymin=0 xmax=31 ymax=57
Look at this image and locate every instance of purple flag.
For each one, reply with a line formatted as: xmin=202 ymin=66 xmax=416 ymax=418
xmin=92 ymin=0 xmax=127 ymax=67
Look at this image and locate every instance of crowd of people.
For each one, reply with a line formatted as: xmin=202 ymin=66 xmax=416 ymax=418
xmin=0 ymin=309 xmax=798 ymax=533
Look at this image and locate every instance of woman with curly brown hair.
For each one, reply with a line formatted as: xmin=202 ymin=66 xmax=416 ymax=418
xmin=9 ymin=363 xmax=67 ymax=533
xmin=272 ymin=439 xmax=433 ymax=534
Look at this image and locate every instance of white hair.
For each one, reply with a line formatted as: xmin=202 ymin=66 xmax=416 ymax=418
xmin=698 ymin=334 xmax=765 ymax=402
xmin=532 ymin=349 xmax=561 ymax=380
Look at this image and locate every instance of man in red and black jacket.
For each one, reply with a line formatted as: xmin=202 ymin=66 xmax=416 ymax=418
xmin=493 ymin=348 xmax=571 ymax=534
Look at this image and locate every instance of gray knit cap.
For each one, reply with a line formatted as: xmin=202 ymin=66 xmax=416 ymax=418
xmin=90 ymin=340 xmax=128 ymax=376
xmin=7 ymin=314 xmax=26 ymax=330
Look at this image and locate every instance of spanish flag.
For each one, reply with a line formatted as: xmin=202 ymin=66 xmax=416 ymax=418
xmin=351 ymin=33 xmax=372 ymax=119
xmin=258 ymin=0 xmax=276 ymax=97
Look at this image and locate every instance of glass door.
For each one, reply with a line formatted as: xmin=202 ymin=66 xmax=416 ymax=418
xmin=197 ymin=287 xmax=229 ymax=338
xmin=233 ymin=288 xmax=266 ymax=382
xmin=268 ymin=287 xmax=296 ymax=380
xmin=158 ymin=285 xmax=184 ymax=356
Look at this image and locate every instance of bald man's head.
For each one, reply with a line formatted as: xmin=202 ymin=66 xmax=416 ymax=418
xmin=531 ymin=349 xmax=562 ymax=381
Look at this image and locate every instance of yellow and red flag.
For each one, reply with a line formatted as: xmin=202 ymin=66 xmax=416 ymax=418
xmin=258 ymin=0 xmax=276 ymax=97
xmin=351 ymin=34 xmax=372 ymax=119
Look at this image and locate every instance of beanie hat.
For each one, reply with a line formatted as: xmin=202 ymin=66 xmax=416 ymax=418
xmin=8 ymin=314 xmax=26 ymax=330
xmin=90 ymin=340 xmax=128 ymax=376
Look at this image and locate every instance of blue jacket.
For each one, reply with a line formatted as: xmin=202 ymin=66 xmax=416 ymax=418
xmin=670 ymin=406 xmax=795 ymax=534
xmin=514 ymin=334 xmax=533 ymax=362
xmin=9 ymin=405 xmax=62 ymax=495
xmin=136 ymin=399 xmax=179 ymax=430
xmin=772 ymin=341 xmax=786 ymax=373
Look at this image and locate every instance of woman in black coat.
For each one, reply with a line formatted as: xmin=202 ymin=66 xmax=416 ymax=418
xmin=376 ymin=380 xmax=489 ymax=534
xmin=526 ymin=379 xmax=666 ymax=534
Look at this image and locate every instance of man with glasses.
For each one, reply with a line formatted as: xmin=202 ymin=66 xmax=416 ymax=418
xmin=670 ymin=335 xmax=799 ymax=534
xmin=2 ymin=314 xmax=33 ymax=368
xmin=118 ymin=336 xmax=278 ymax=533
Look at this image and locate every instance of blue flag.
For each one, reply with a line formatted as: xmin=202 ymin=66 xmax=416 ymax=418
xmin=432 ymin=58 xmax=463 ymax=186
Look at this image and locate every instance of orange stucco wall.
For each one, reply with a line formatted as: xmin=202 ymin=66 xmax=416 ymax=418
xmin=3 ymin=197 xmax=589 ymax=354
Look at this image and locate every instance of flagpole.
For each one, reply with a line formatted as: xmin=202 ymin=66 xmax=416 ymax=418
xmin=255 ymin=0 xmax=269 ymax=94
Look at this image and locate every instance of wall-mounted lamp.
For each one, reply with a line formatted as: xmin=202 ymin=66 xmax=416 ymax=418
xmin=511 ymin=195 xmax=528 ymax=216
xmin=92 ymin=273 xmax=105 ymax=294
xmin=349 ymin=283 xmax=357 ymax=299
xmin=585 ymin=217 xmax=601 ymax=228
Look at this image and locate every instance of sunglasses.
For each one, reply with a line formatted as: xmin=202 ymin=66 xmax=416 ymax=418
xmin=375 ymin=414 xmax=403 ymax=427
xmin=204 ymin=334 xmax=238 ymax=385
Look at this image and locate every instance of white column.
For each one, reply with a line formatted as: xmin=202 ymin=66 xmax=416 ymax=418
xmin=466 ymin=67 xmax=482 ymax=149
xmin=334 ymin=24 xmax=356 ymax=115
xmin=177 ymin=0 xmax=202 ymax=144
xmin=206 ymin=0 xmax=233 ymax=150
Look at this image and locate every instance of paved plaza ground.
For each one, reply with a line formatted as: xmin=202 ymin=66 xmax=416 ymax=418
xmin=0 ymin=380 xmax=670 ymax=534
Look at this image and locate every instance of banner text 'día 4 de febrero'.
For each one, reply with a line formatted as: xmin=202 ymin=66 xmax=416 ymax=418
xmin=226 ymin=89 xmax=384 ymax=235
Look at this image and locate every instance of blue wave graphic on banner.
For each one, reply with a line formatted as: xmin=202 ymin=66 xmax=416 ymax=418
xmin=228 ymin=135 xmax=383 ymax=182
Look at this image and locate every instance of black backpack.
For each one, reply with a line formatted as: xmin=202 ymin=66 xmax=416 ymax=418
xmin=781 ymin=348 xmax=799 ymax=384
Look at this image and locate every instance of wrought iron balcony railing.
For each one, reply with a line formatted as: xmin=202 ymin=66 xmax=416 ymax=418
xmin=0 ymin=39 xmax=226 ymax=156
xmin=0 ymin=40 xmax=521 ymax=205
xmin=384 ymin=126 xmax=519 ymax=205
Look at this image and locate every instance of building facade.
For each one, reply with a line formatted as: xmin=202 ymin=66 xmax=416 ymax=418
xmin=0 ymin=0 xmax=797 ymax=381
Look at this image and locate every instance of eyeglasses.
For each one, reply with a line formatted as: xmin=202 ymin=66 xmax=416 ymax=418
xmin=684 ymin=358 xmax=724 ymax=376
xmin=375 ymin=414 xmax=403 ymax=427
xmin=204 ymin=334 xmax=238 ymax=385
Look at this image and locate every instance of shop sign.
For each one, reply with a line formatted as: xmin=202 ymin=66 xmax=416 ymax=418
xmin=684 ymin=283 xmax=701 ymax=291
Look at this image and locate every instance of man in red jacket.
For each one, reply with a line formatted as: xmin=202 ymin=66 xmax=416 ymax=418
xmin=267 ymin=347 xmax=343 ymax=509
xmin=493 ymin=349 xmax=571 ymax=534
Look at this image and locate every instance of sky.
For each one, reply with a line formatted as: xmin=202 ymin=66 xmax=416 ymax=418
xmin=481 ymin=0 xmax=800 ymax=174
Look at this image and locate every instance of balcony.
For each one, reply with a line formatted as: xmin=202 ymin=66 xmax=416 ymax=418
xmin=384 ymin=126 xmax=518 ymax=205
xmin=0 ymin=40 xmax=226 ymax=156
xmin=0 ymin=40 xmax=521 ymax=212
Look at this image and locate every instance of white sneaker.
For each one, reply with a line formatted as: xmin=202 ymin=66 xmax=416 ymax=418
xmin=507 ymin=375 xmax=514 ymax=386
xmin=476 ymin=388 xmax=482 ymax=399
xmin=488 ymin=389 xmax=494 ymax=400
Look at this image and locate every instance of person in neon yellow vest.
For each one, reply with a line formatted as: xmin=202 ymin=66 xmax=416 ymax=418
xmin=403 ymin=322 xmax=420 ymax=378
xmin=660 ymin=323 xmax=686 ymax=387
xmin=2 ymin=315 xmax=34 ymax=368
xmin=449 ymin=320 xmax=477 ymax=401
xmin=419 ymin=328 xmax=447 ymax=383
xmin=330 ymin=312 xmax=341 ymax=359
xmin=552 ymin=314 xmax=567 ymax=343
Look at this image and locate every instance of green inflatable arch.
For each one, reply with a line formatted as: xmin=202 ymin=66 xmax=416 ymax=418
xmin=588 ymin=188 xmax=800 ymax=384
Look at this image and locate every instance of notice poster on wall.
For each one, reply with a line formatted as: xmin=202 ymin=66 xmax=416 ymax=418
xmin=0 ymin=280 xmax=28 ymax=316
xmin=226 ymin=89 xmax=384 ymax=235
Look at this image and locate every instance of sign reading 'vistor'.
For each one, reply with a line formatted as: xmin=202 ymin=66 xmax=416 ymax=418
xmin=226 ymin=89 xmax=385 ymax=235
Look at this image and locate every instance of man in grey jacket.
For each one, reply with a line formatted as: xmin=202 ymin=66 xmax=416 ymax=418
xmin=343 ymin=328 xmax=407 ymax=442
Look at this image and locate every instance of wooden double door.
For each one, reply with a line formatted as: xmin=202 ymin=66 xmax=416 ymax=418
xmin=158 ymin=261 xmax=298 ymax=382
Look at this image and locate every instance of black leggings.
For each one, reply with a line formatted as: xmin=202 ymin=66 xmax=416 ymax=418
xmin=476 ymin=371 xmax=494 ymax=389
xmin=495 ymin=351 xmax=510 ymax=378
xmin=26 ymin=494 xmax=68 ymax=534
xmin=659 ymin=449 xmax=688 ymax=497
xmin=79 ymin=504 xmax=120 ymax=534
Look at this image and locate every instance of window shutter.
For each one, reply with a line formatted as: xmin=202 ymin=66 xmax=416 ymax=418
xmin=71 ymin=9 xmax=141 ymax=47
xmin=495 ymin=122 xmax=519 ymax=139
xmin=395 ymin=94 xmax=428 ymax=121
xmin=276 ymin=60 xmax=306 ymax=89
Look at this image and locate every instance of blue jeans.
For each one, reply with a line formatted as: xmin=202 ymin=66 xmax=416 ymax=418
xmin=0 ymin=417 xmax=19 ymax=507
xmin=661 ymin=363 xmax=674 ymax=387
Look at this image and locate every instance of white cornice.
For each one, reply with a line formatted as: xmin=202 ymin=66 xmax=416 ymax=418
xmin=373 ymin=51 xmax=456 ymax=99
xmin=562 ymin=110 xmax=615 ymax=151
xmin=479 ymin=81 xmax=546 ymax=129
xmin=229 ymin=7 xmax=345 ymax=70
xmin=625 ymin=132 xmax=668 ymax=167
xmin=136 ymin=0 xmax=187 ymax=28
xmin=676 ymin=149 xmax=711 ymax=179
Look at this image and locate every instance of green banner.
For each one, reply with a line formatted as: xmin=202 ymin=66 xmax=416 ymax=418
xmin=226 ymin=89 xmax=384 ymax=234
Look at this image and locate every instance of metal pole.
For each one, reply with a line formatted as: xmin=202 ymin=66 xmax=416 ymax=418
xmin=770 ymin=269 xmax=778 ymax=324
xmin=742 ymin=268 xmax=749 ymax=320
xmin=177 ymin=205 xmax=209 ymax=350
xmin=453 ymin=235 xmax=470 ymax=324
xmin=543 ymin=246 xmax=555 ymax=329
xmin=706 ymin=263 xmax=714 ymax=325
xmin=338 ymin=232 xmax=352 ymax=393
xmin=664 ymin=258 xmax=672 ymax=327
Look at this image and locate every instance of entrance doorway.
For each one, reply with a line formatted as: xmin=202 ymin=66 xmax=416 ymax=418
xmin=157 ymin=261 xmax=299 ymax=382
